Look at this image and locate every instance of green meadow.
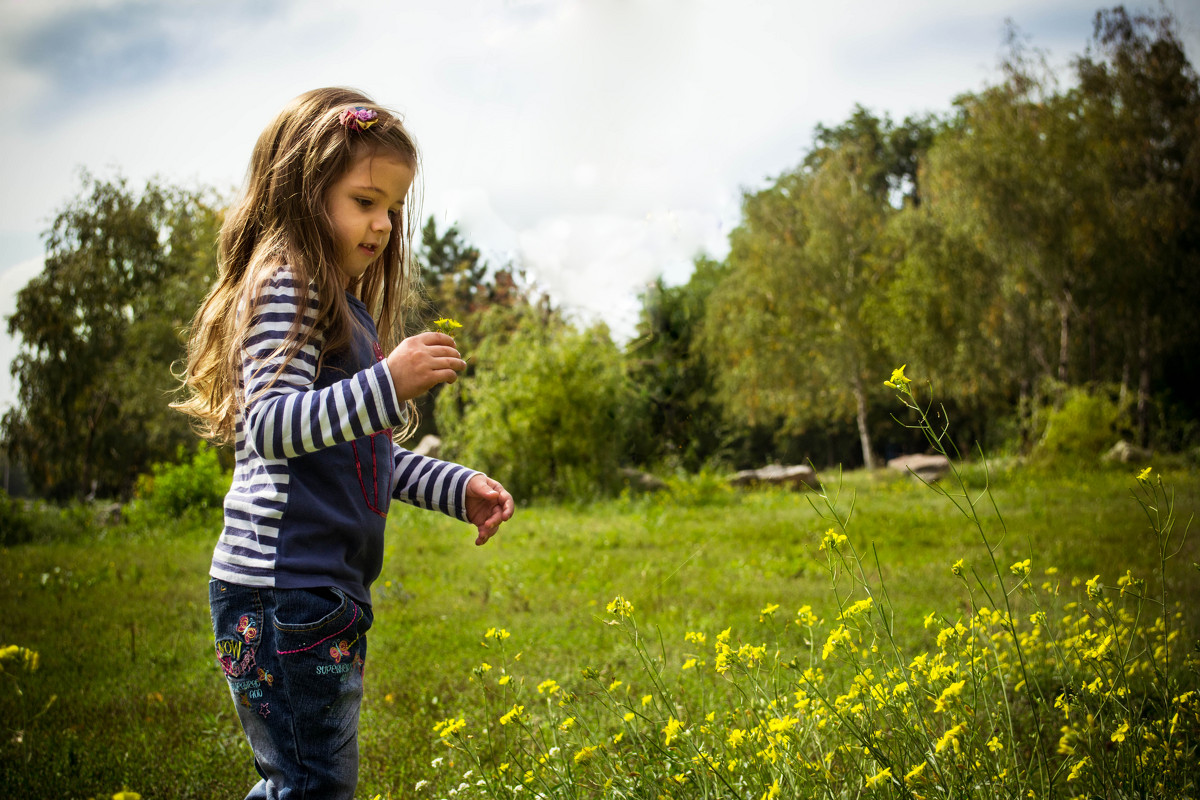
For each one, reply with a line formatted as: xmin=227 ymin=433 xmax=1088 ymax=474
xmin=2 ymin=462 xmax=1197 ymax=798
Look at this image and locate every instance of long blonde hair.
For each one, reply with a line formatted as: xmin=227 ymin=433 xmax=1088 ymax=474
xmin=174 ymin=87 xmax=421 ymax=443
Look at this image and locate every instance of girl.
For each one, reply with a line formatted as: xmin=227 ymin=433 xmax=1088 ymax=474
xmin=175 ymin=87 xmax=514 ymax=799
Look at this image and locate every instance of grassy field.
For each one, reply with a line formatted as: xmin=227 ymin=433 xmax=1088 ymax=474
xmin=1 ymin=460 xmax=1197 ymax=798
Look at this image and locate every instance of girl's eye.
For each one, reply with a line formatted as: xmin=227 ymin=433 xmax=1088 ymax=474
xmin=356 ymin=198 xmax=372 ymax=208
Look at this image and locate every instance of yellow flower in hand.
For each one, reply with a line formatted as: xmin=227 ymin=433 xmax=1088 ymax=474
xmin=433 ymin=317 xmax=463 ymax=335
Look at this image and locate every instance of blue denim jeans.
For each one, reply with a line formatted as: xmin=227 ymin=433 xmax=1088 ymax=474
xmin=209 ymin=578 xmax=374 ymax=800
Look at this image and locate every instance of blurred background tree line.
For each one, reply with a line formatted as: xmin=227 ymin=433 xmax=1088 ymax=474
xmin=3 ymin=7 xmax=1198 ymax=505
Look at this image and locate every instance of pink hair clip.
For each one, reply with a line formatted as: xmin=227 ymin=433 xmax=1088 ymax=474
xmin=339 ymin=106 xmax=379 ymax=131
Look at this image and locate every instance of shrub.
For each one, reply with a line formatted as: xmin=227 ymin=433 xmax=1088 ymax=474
xmin=126 ymin=443 xmax=228 ymax=525
xmin=438 ymin=315 xmax=633 ymax=503
xmin=1034 ymin=386 xmax=1130 ymax=465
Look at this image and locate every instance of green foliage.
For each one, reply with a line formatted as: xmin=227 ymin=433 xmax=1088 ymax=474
xmin=125 ymin=444 xmax=229 ymax=526
xmin=625 ymin=258 xmax=730 ymax=470
xmin=1033 ymin=386 xmax=1130 ymax=465
xmin=2 ymin=171 xmax=222 ymax=500
xmin=0 ymin=490 xmax=102 ymax=546
xmin=437 ymin=311 xmax=632 ymax=502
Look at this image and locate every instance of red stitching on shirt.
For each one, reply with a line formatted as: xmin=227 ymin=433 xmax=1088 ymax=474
xmin=351 ymin=435 xmax=388 ymax=518
xmin=349 ymin=341 xmax=393 ymax=518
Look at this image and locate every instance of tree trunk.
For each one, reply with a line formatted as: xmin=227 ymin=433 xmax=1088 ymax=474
xmin=1058 ymin=285 xmax=1072 ymax=385
xmin=852 ymin=373 xmax=875 ymax=470
xmin=1137 ymin=306 xmax=1151 ymax=447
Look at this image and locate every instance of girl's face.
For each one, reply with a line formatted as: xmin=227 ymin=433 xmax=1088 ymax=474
xmin=324 ymin=152 xmax=415 ymax=285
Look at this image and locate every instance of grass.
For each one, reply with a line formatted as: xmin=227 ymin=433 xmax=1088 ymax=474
xmin=1 ymin=460 xmax=1197 ymax=798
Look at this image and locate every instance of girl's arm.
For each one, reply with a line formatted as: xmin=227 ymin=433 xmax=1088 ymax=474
xmin=390 ymin=453 xmax=514 ymax=546
xmin=241 ymin=273 xmax=406 ymax=459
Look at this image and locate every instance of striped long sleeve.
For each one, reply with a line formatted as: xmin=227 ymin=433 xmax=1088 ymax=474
xmin=211 ymin=269 xmax=477 ymax=605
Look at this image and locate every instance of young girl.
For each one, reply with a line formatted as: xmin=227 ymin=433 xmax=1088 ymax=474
xmin=175 ymin=87 xmax=514 ymax=799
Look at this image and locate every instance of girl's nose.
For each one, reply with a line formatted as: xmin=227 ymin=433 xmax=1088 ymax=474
xmin=372 ymin=211 xmax=392 ymax=235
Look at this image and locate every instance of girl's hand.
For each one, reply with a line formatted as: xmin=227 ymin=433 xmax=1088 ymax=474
xmin=386 ymin=332 xmax=466 ymax=402
xmin=465 ymin=474 xmax=514 ymax=546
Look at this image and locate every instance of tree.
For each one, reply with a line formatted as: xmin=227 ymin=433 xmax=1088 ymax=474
xmin=3 ymin=172 xmax=221 ymax=499
xmin=702 ymin=110 xmax=936 ymax=468
xmin=626 ymin=257 xmax=730 ymax=470
xmin=1074 ymin=7 xmax=1200 ymax=443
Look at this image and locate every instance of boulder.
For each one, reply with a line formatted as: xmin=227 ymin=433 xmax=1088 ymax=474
xmin=729 ymin=464 xmax=821 ymax=492
xmin=887 ymin=453 xmax=951 ymax=482
xmin=618 ymin=467 xmax=668 ymax=492
xmin=1101 ymin=440 xmax=1152 ymax=464
xmin=411 ymin=435 xmax=442 ymax=458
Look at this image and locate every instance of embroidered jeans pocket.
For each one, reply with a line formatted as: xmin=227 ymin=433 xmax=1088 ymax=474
xmin=272 ymin=587 xmax=370 ymax=661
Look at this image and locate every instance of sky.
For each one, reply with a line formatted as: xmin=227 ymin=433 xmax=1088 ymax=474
xmin=1 ymin=0 xmax=1198 ymax=414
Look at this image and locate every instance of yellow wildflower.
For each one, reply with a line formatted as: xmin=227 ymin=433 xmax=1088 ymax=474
xmin=987 ymin=736 xmax=1004 ymax=752
xmin=728 ymin=728 xmax=747 ymax=748
xmin=884 ymin=364 xmax=912 ymax=389
xmin=819 ymin=529 xmax=848 ymax=551
xmin=1009 ymin=559 xmax=1031 ymax=578
xmin=1085 ymin=575 xmax=1103 ymax=600
xmin=608 ymin=679 xmax=622 ymax=692
xmin=951 ymin=558 xmax=964 ymax=576
xmin=432 ymin=317 xmax=463 ymax=334
xmin=433 ymin=717 xmax=466 ymax=738
xmin=499 ymin=704 xmax=524 ymax=726
xmin=762 ymin=780 xmax=781 ymax=800
xmin=865 ymin=767 xmax=893 ymax=788
xmin=1111 ymin=722 xmax=1130 ymax=743
xmin=641 ymin=694 xmax=653 ymax=707
xmin=682 ymin=658 xmax=697 ymax=670
xmin=624 ymin=711 xmax=635 ymax=722
xmin=663 ymin=716 xmax=683 ymax=746
xmin=573 ymin=744 xmax=598 ymax=764
xmin=1136 ymin=466 xmax=1152 ymax=482
xmin=1067 ymin=756 xmax=1089 ymax=781
xmin=537 ymin=678 xmax=560 ymax=695
xmin=934 ymin=680 xmax=966 ymax=712
xmin=684 ymin=631 xmax=707 ymax=645
xmin=484 ymin=627 xmax=510 ymax=641
xmin=759 ymin=603 xmax=780 ymax=621
xmin=841 ymin=598 xmax=874 ymax=619
xmin=559 ymin=716 xmax=576 ymax=731
xmin=904 ymin=761 xmax=927 ymax=783
xmin=606 ymin=595 xmax=634 ymax=618
xmin=935 ymin=723 xmax=966 ymax=753
xmin=498 ymin=674 xmax=511 ymax=685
